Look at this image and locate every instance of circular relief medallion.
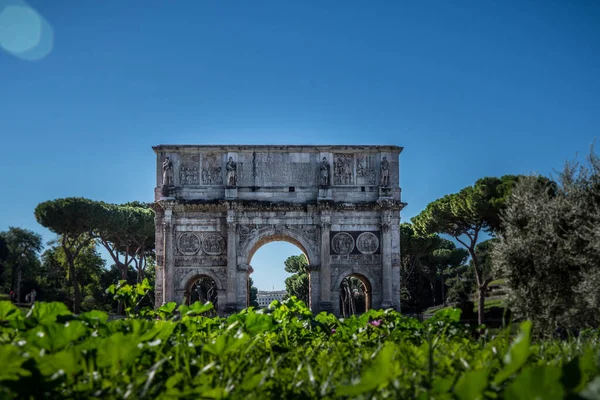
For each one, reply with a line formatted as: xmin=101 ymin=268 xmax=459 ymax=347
xmin=177 ymin=233 xmax=200 ymax=255
xmin=331 ymin=232 xmax=355 ymax=255
xmin=202 ymin=233 xmax=225 ymax=255
xmin=356 ymin=232 xmax=379 ymax=254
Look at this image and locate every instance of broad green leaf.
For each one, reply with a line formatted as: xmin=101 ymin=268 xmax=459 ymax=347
xmin=504 ymin=365 xmax=563 ymax=400
xmin=494 ymin=320 xmax=532 ymax=384
xmin=336 ymin=343 xmax=395 ymax=395
xmin=0 ymin=301 xmax=20 ymax=323
xmin=0 ymin=346 xmax=31 ymax=381
xmin=27 ymin=302 xmax=72 ymax=325
xmin=454 ymin=369 xmax=489 ymax=400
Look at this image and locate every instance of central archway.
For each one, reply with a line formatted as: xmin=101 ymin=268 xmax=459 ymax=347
xmin=245 ymin=232 xmax=315 ymax=310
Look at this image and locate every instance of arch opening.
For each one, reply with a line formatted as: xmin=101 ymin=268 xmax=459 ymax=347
xmin=185 ymin=275 xmax=219 ymax=314
xmin=247 ymin=237 xmax=312 ymax=310
xmin=339 ymin=273 xmax=371 ymax=317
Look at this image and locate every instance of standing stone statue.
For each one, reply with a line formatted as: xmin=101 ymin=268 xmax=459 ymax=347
xmin=162 ymin=157 xmax=174 ymax=187
xmin=226 ymin=156 xmax=237 ymax=186
xmin=380 ymin=156 xmax=390 ymax=187
xmin=320 ymin=157 xmax=330 ymax=186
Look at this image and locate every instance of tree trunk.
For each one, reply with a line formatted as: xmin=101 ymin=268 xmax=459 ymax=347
xmin=477 ymin=285 xmax=485 ymax=326
xmin=441 ymin=275 xmax=446 ymax=306
xmin=68 ymin=258 xmax=82 ymax=314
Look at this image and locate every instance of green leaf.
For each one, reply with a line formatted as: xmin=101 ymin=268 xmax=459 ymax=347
xmin=0 ymin=346 xmax=31 ymax=382
xmin=560 ymin=356 xmax=582 ymax=391
xmin=503 ymin=365 xmax=564 ymax=400
xmin=27 ymin=302 xmax=72 ymax=325
xmin=0 ymin=301 xmax=20 ymax=323
xmin=454 ymin=369 xmax=489 ymax=400
xmin=336 ymin=343 xmax=395 ymax=395
xmin=494 ymin=320 xmax=532 ymax=384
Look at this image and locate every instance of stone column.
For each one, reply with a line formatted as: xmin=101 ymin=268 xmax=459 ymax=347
xmin=391 ymin=213 xmax=401 ymax=311
xmin=163 ymin=206 xmax=175 ymax=303
xmin=380 ymin=209 xmax=393 ymax=309
xmin=225 ymin=208 xmax=238 ymax=312
xmin=319 ymin=209 xmax=333 ymax=313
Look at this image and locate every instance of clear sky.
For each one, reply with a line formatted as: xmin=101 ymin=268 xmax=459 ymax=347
xmin=1 ymin=0 xmax=599 ymax=291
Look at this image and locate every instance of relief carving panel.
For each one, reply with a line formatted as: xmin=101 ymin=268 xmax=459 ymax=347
xmin=201 ymin=153 xmax=222 ymax=185
xmin=356 ymin=232 xmax=379 ymax=254
xmin=202 ymin=233 xmax=226 ymax=255
xmin=356 ymin=154 xmax=376 ymax=185
xmin=179 ymin=155 xmax=200 ymax=185
xmin=333 ymin=154 xmax=354 ymax=185
xmin=177 ymin=233 xmax=201 ymax=255
xmin=331 ymin=232 xmax=355 ymax=255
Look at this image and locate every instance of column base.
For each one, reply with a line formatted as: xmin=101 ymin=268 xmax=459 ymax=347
xmin=224 ymin=303 xmax=239 ymax=315
xmin=319 ymin=301 xmax=334 ymax=314
xmin=380 ymin=301 xmax=394 ymax=310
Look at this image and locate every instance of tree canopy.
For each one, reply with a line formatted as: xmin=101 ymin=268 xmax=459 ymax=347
xmin=411 ymin=175 xmax=520 ymax=324
xmin=494 ymin=149 xmax=600 ymax=333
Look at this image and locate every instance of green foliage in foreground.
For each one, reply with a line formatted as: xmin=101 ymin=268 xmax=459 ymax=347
xmin=0 ymin=300 xmax=599 ymax=399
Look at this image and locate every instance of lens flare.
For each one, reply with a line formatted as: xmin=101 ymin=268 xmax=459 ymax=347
xmin=0 ymin=0 xmax=53 ymax=60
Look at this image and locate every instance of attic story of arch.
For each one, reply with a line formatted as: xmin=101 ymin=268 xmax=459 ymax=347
xmin=152 ymin=145 xmax=405 ymax=316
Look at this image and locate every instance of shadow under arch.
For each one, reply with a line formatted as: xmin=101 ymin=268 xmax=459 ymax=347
xmin=336 ymin=272 xmax=373 ymax=317
xmin=179 ymin=270 xmax=226 ymax=314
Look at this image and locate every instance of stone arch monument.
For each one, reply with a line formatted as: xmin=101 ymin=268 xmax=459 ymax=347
xmin=152 ymin=145 xmax=406 ymax=315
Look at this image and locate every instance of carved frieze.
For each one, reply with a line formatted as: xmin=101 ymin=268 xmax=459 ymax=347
xmin=202 ymin=154 xmax=222 ymax=185
xmin=356 ymin=232 xmax=379 ymax=254
xmin=174 ymin=266 xmax=227 ymax=282
xmin=333 ymin=154 xmax=353 ymax=185
xmin=177 ymin=233 xmax=201 ymax=255
xmin=202 ymin=233 xmax=225 ymax=255
xmin=356 ymin=154 xmax=376 ymax=185
xmin=331 ymin=232 xmax=355 ymax=255
xmin=175 ymin=255 xmax=227 ymax=267
xmin=237 ymin=223 xmax=320 ymax=254
xmin=331 ymin=253 xmax=381 ymax=265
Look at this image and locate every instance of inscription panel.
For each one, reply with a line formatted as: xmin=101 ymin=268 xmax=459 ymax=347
xmin=252 ymin=152 xmax=318 ymax=186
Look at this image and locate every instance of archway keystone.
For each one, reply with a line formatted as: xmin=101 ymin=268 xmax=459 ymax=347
xmin=152 ymin=145 xmax=405 ymax=316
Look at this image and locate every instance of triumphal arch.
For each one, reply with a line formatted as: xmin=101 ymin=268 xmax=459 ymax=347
xmin=152 ymin=145 xmax=405 ymax=315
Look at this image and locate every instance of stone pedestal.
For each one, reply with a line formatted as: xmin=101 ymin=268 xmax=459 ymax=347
xmin=379 ymin=186 xmax=392 ymax=199
xmin=225 ymin=187 xmax=238 ymax=199
xmin=318 ymin=186 xmax=332 ymax=200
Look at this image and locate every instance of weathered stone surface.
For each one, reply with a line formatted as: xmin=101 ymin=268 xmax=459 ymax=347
xmin=152 ymin=145 xmax=405 ymax=315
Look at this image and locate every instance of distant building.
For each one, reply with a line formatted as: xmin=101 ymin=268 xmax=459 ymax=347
xmin=256 ymin=290 xmax=287 ymax=308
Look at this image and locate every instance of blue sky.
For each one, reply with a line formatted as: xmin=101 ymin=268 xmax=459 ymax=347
xmin=1 ymin=0 xmax=599 ymax=290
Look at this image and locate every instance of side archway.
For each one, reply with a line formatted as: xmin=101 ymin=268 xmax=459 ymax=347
xmin=176 ymin=269 xmax=226 ymax=315
xmin=332 ymin=269 xmax=379 ymax=317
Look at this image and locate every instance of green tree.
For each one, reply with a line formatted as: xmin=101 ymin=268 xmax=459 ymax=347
xmin=494 ymin=150 xmax=600 ymax=332
xmin=39 ymin=240 xmax=106 ymax=310
xmin=248 ymin=277 xmax=259 ymax=308
xmin=399 ymin=223 xmax=442 ymax=312
xmin=0 ymin=227 xmax=43 ymax=302
xmin=412 ymin=175 xmax=519 ymax=325
xmin=284 ymin=254 xmax=310 ymax=306
xmin=93 ymin=202 xmax=155 ymax=283
xmin=35 ymin=197 xmax=101 ymax=313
